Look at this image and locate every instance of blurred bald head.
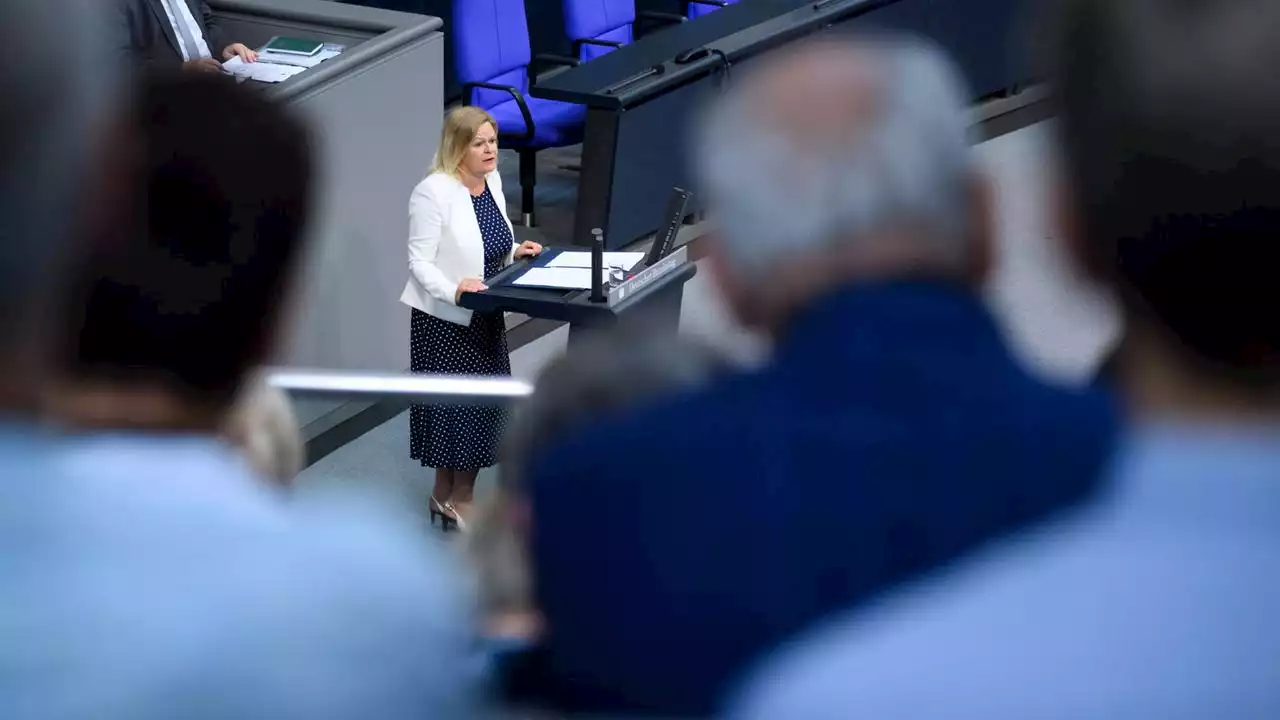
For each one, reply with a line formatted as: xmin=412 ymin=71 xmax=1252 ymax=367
xmin=695 ymin=36 xmax=979 ymax=299
xmin=0 ymin=0 xmax=117 ymax=394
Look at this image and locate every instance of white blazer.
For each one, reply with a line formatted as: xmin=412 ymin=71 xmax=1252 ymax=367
xmin=399 ymin=169 xmax=519 ymax=326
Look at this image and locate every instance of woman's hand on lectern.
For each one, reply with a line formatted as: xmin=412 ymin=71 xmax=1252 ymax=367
xmin=456 ymin=278 xmax=488 ymax=303
xmin=514 ymin=240 xmax=543 ymax=259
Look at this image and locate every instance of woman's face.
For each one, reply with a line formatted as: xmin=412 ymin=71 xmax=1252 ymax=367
xmin=462 ymin=122 xmax=498 ymax=177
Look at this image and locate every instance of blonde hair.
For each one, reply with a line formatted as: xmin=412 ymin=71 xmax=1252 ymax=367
xmin=429 ymin=106 xmax=498 ymax=178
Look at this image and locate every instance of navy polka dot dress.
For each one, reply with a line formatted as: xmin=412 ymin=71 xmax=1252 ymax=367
xmin=409 ymin=183 xmax=512 ymax=470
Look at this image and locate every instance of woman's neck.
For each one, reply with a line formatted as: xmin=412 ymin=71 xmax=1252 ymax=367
xmin=459 ymin=169 xmax=486 ymax=196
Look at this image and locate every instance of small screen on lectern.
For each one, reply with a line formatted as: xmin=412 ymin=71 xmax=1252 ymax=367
xmin=645 ymin=187 xmax=691 ymax=267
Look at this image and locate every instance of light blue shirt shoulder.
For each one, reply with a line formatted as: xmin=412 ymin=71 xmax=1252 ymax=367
xmin=729 ymin=423 xmax=1280 ymax=719
xmin=0 ymin=432 xmax=476 ymax=720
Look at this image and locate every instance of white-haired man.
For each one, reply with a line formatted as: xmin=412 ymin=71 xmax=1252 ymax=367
xmin=730 ymin=1 xmax=1280 ymax=717
xmin=520 ymin=35 xmax=1119 ymax=716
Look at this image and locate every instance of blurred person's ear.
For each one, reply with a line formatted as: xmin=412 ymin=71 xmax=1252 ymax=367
xmin=965 ymin=172 xmax=997 ymax=289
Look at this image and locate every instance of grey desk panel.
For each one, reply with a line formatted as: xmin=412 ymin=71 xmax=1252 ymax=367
xmin=284 ymin=34 xmax=443 ymax=373
xmin=209 ymin=1 xmax=445 ymax=373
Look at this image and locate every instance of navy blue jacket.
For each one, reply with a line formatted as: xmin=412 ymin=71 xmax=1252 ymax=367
xmin=526 ymin=281 xmax=1119 ymax=715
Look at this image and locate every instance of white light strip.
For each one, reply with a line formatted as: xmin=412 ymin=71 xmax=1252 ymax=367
xmin=265 ymin=368 xmax=533 ymax=404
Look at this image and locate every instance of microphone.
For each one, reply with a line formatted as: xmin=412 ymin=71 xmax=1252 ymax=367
xmin=590 ymin=228 xmax=606 ymax=303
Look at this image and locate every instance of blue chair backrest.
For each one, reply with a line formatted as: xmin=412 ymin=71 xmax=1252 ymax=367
xmin=688 ymin=0 xmax=738 ymax=19
xmin=453 ymin=0 xmax=532 ymax=109
xmin=564 ymin=0 xmax=635 ymax=62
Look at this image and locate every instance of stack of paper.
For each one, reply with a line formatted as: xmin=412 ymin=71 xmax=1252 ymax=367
xmin=547 ymin=251 xmax=646 ymax=270
xmin=257 ymin=46 xmax=344 ymax=68
xmin=223 ymin=56 xmax=306 ymax=83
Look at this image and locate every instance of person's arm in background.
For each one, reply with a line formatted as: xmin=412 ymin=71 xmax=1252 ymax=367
xmin=114 ymin=2 xmax=163 ymax=72
xmin=117 ymin=0 xmax=223 ymax=73
xmin=199 ymin=0 xmax=257 ymax=62
xmin=198 ymin=0 xmax=226 ymax=58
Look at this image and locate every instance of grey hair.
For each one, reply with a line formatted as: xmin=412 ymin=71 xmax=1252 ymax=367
xmin=695 ymin=35 xmax=975 ymax=279
xmin=0 ymin=0 xmax=117 ymax=336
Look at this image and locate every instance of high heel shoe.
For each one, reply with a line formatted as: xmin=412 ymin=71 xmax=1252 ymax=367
xmin=429 ymin=496 xmax=457 ymax=532
xmin=442 ymin=501 xmax=467 ymax=533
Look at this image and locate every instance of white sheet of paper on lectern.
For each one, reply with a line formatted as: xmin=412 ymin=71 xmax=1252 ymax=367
xmin=222 ymin=56 xmax=306 ymax=83
xmin=546 ymin=251 xmax=645 ymax=270
xmin=512 ymin=267 xmax=610 ymax=290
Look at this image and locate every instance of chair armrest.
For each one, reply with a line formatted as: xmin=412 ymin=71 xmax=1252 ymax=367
xmin=636 ymin=10 xmax=686 ymax=37
xmin=688 ymin=0 xmax=729 ymax=6
xmin=639 ymin=10 xmax=687 ymax=25
xmin=461 ymin=82 xmax=535 ymax=143
xmin=573 ymin=37 xmax=624 ymax=58
xmin=528 ymin=53 xmax=580 ymax=83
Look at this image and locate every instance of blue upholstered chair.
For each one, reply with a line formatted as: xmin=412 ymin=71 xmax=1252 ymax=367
xmin=563 ymin=0 xmax=687 ymax=62
xmin=453 ymin=0 xmax=586 ymax=226
xmin=687 ymin=0 xmax=737 ymax=19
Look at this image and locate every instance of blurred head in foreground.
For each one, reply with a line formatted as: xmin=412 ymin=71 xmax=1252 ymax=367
xmin=54 ymin=72 xmax=314 ymax=435
xmin=471 ymin=332 xmax=726 ymax=637
xmin=0 ymin=0 xmax=118 ymax=414
xmin=1053 ymin=0 xmax=1280 ymax=411
xmin=695 ymin=34 xmax=988 ymax=335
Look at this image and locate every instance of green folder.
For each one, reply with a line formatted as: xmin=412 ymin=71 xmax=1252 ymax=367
xmin=261 ymin=36 xmax=324 ymax=57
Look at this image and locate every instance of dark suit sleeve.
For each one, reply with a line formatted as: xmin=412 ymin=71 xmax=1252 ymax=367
xmin=199 ymin=1 xmax=228 ymax=58
xmin=115 ymin=2 xmax=149 ymax=69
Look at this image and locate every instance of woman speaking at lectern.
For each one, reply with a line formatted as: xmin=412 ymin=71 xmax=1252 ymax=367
xmin=400 ymin=106 xmax=542 ymax=531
